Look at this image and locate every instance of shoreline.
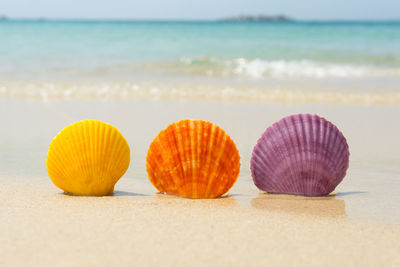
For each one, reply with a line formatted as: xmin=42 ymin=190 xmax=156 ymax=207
xmin=1 ymin=81 xmax=400 ymax=105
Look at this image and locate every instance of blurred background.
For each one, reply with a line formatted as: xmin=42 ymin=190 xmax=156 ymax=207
xmin=0 ymin=0 xmax=399 ymax=103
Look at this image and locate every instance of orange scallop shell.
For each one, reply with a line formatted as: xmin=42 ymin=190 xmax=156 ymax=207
xmin=146 ymin=120 xmax=240 ymax=199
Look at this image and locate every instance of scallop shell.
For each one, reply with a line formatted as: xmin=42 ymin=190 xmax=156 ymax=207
xmin=146 ymin=120 xmax=240 ymax=199
xmin=251 ymin=114 xmax=349 ymax=196
xmin=46 ymin=120 xmax=130 ymax=196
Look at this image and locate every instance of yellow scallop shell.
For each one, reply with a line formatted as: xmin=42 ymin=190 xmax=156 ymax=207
xmin=146 ymin=120 xmax=241 ymax=199
xmin=46 ymin=120 xmax=130 ymax=196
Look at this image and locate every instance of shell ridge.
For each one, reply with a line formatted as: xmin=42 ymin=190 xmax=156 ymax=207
xmin=59 ymin=126 xmax=80 ymax=193
xmin=103 ymin=122 xmax=116 ymax=188
xmin=95 ymin=121 xmax=106 ymax=186
xmin=157 ymin=128 xmax=174 ymax=192
xmin=307 ymin=114 xmax=319 ymax=195
xmin=108 ymin=126 xmax=123 ymax=184
xmin=182 ymin=120 xmax=194 ymax=196
xmin=256 ymin=131 xmax=285 ymax=191
xmin=307 ymin=115 xmax=332 ymax=195
xmin=204 ymin=125 xmax=218 ymax=197
xmin=201 ymin=122 xmax=215 ymax=197
xmin=115 ymin=131 xmax=130 ymax=176
xmin=94 ymin=121 xmax=104 ymax=184
xmin=52 ymin=146 xmax=71 ymax=181
xmin=250 ymin=127 xmax=275 ymax=190
xmin=194 ymin=120 xmax=203 ymax=197
xmin=324 ymin=121 xmax=341 ymax=191
xmin=94 ymin=121 xmax=100 ymax=183
xmin=331 ymin=143 xmax=345 ymax=178
xmin=197 ymin=120 xmax=209 ymax=197
xmin=102 ymin=123 xmax=113 ymax=187
xmin=79 ymin=121 xmax=90 ymax=189
xmin=57 ymin=126 xmax=79 ymax=192
xmin=110 ymin=132 xmax=130 ymax=184
xmin=204 ymin=123 xmax=219 ymax=197
xmin=183 ymin=120 xmax=194 ymax=197
xmin=190 ymin=120 xmax=198 ymax=198
xmin=88 ymin=121 xmax=101 ymax=194
xmin=323 ymin=121 xmax=334 ymax=170
xmin=273 ymin=120 xmax=292 ymax=193
xmin=254 ymin=131 xmax=277 ymax=191
xmin=190 ymin=120 xmax=197 ymax=198
xmin=314 ymin=115 xmax=331 ymax=195
xmin=251 ymin=149 xmax=276 ymax=190
xmin=264 ymin=127 xmax=286 ymax=192
xmin=206 ymin=129 xmax=228 ymax=197
xmin=199 ymin=121 xmax=209 ymax=192
xmin=146 ymin=141 xmax=164 ymax=191
xmin=178 ymin=120 xmax=193 ymax=197
xmin=158 ymin=126 xmax=175 ymax=193
xmin=329 ymin=123 xmax=341 ymax=165
xmin=299 ymin=115 xmax=309 ymax=194
xmin=71 ymin=122 xmax=87 ymax=193
xmin=214 ymin=128 xmax=229 ymax=195
xmin=306 ymin=114 xmax=316 ymax=195
xmin=47 ymin=149 xmax=67 ymax=189
xmin=313 ymin=115 xmax=324 ymax=194
xmin=217 ymin=131 xmax=240 ymax=197
xmin=173 ymin=122 xmax=187 ymax=195
xmin=89 ymin=121 xmax=101 ymax=190
xmin=288 ymin=115 xmax=303 ymax=195
xmin=88 ymin=121 xmax=95 ymax=185
xmin=331 ymin=127 xmax=349 ymax=175
xmin=48 ymin=140 xmax=69 ymax=186
xmin=176 ymin=121 xmax=187 ymax=196
xmin=319 ymin=117 xmax=331 ymax=190
xmin=279 ymin=117 xmax=299 ymax=194
xmin=333 ymin=141 xmax=349 ymax=182
xmin=88 ymin=121 xmax=96 ymax=186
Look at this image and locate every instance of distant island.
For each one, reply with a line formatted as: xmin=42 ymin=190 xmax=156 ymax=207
xmin=221 ymin=15 xmax=293 ymax=22
xmin=0 ymin=15 xmax=8 ymax=21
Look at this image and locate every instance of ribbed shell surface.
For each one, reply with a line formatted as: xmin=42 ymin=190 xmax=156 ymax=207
xmin=251 ymin=114 xmax=349 ymax=196
xmin=146 ymin=120 xmax=240 ymax=199
xmin=46 ymin=120 xmax=130 ymax=196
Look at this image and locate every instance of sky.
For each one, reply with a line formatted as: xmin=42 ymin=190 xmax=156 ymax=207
xmin=1 ymin=0 xmax=399 ymax=20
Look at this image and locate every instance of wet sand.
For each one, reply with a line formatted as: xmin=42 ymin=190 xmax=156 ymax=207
xmin=1 ymin=99 xmax=400 ymax=266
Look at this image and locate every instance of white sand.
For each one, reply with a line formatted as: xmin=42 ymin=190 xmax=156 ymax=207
xmin=1 ymin=99 xmax=400 ymax=266
xmin=1 ymin=177 xmax=399 ymax=267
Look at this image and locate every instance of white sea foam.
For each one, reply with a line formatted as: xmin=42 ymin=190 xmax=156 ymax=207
xmin=232 ymin=59 xmax=370 ymax=78
xmin=180 ymin=57 xmax=400 ymax=79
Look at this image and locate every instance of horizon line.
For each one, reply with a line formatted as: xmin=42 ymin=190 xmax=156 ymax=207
xmin=1 ymin=17 xmax=400 ymax=22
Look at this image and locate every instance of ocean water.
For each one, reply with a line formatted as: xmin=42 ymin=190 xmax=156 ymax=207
xmin=0 ymin=20 xmax=400 ymax=103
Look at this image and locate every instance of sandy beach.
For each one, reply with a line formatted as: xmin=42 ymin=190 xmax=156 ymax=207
xmin=1 ymin=99 xmax=400 ymax=266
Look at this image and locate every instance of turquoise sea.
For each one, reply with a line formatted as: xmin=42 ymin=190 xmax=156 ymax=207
xmin=0 ymin=20 xmax=399 ymax=103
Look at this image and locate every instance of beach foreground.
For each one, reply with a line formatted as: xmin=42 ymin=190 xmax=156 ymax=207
xmin=1 ymin=99 xmax=400 ymax=266
xmin=1 ymin=177 xmax=400 ymax=267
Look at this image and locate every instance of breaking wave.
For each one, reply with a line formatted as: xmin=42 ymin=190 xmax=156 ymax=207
xmin=179 ymin=57 xmax=400 ymax=79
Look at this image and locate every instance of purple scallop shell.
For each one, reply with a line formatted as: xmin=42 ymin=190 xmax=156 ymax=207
xmin=250 ymin=114 xmax=349 ymax=196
